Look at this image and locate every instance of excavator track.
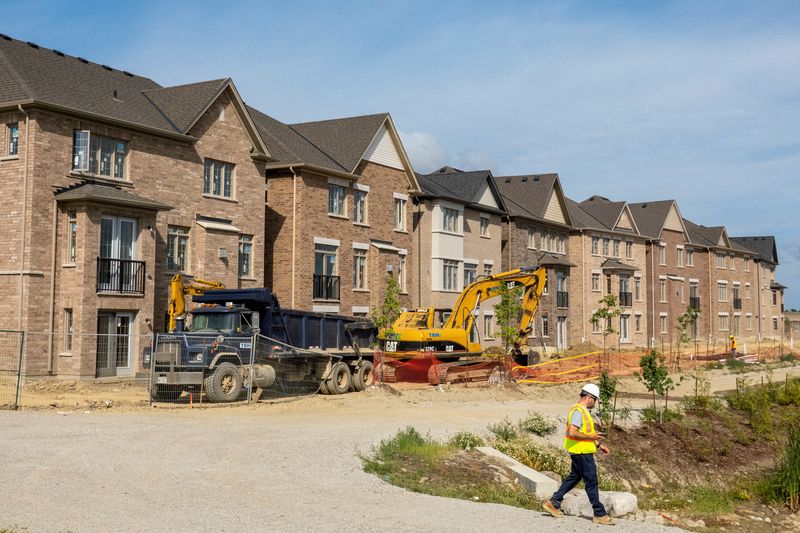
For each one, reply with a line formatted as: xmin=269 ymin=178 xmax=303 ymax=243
xmin=427 ymin=360 xmax=503 ymax=386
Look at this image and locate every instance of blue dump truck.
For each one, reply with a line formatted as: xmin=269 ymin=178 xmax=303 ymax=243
xmin=148 ymin=288 xmax=376 ymax=402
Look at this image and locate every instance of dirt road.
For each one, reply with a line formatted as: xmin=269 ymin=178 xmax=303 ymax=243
xmin=0 ymin=387 xmax=681 ymax=533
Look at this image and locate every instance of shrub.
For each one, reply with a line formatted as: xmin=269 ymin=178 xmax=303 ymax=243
xmin=488 ymin=417 xmax=519 ymax=441
xmin=519 ymin=411 xmax=557 ymax=436
xmin=373 ymin=426 xmax=447 ymax=460
xmin=761 ymin=423 xmax=800 ymax=511
xmin=725 ymin=358 xmax=748 ymax=372
xmin=449 ymin=431 xmax=484 ymax=450
xmin=642 ymin=405 xmax=683 ymax=423
xmin=779 ymin=353 xmax=797 ymax=363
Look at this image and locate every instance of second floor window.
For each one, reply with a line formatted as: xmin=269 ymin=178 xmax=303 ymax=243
xmin=591 ymin=273 xmax=600 ymax=291
xmin=591 ymin=237 xmax=599 ymax=255
xmin=677 ymin=248 xmax=684 ymax=267
xmin=659 ymin=279 xmax=667 ymax=302
xmin=528 ymin=228 xmax=536 ymax=249
xmin=7 ymin=123 xmax=19 ymax=156
xmin=613 ymin=240 xmax=620 ymax=257
xmin=353 ymin=190 xmax=367 ymax=224
xmin=464 ymin=263 xmax=477 ymax=287
xmin=394 ymin=198 xmax=406 ymax=231
xmin=625 ymin=241 xmax=633 ymax=258
xmin=203 ymin=159 xmax=234 ymax=198
xmin=442 ymin=259 xmax=458 ymax=291
xmin=441 ymin=207 xmax=459 ymax=232
xmin=602 ymin=238 xmax=609 ymax=256
xmin=167 ymin=225 xmax=189 ymax=271
xmin=658 ymin=244 xmax=666 ymax=265
xmin=353 ymin=249 xmax=367 ymax=289
xmin=634 ymin=278 xmax=641 ymax=301
xmin=687 ymin=249 xmax=694 ymax=266
xmin=716 ymin=253 xmax=725 ymax=268
xmin=239 ymin=235 xmax=252 ymax=277
xmin=72 ymin=130 xmax=127 ymax=179
xmin=67 ymin=211 xmax=78 ymax=263
xmin=480 ymin=216 xmax=490 ymax=237
xmin=718 ymin=282 xmax=728 ymax=302
xmin=328 ymin=183 xmax=346 ymax=216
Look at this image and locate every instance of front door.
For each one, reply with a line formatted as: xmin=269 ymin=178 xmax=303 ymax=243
xmin=99 ymin=217 xmax=136 ymax=292
xmin=619 ymin=314 xmax=630 ymax=343
xmin=96 ymin=312 xmax=134 ymax=377
xmin=556 ymin=316 xmax=567 ymax=351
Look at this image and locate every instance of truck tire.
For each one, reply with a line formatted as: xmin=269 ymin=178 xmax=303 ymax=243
xmin=325 ymin=361 xmax=352 ymax=395
xmin=318 ymin=379 xmax=330 ymax=395
xmin=150 ymin=383 xmax=181 ymax=402
xmin=204 ymin=362 xmax=244 ymax=403
xmin=352 ymin=361 xmax=374 ymax=392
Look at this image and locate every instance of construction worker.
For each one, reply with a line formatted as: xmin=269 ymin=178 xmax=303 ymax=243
xmin=543 ymin=383 xmax=613 ymax=525
xmin=729 ymin=335 xmax=737 ymax=357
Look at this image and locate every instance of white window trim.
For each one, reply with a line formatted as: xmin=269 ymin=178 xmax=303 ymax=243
xmin=393 ymin=192 xmax=409 ymax=201
xmin=314 ymin=236 xmax=340 ymax=247
xmin=483 ymin=259 xmax=494 ymax=266
xmin=352 ymin=242 xmax=369 ymax=250
xmin=352 ymin=306 xmax=370 ymax=314
xmin=353 ymin=182 xmax=370 ymax=192
xmin=328 ymin=176 xmax=350 ymax=188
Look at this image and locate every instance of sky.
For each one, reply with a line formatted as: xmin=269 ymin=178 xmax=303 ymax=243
xmin=5 ymin=0 xmax=800 ymax=307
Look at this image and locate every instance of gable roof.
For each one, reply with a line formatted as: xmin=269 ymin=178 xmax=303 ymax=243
xmin=0 ymin=34 xmax=269 ymax=156
xmin=416 ymin=166 xmax=506 ymax=214
xmin=494 ymin=173 xmax=571 ymax=227
xmin=578 ymin=196 xmax=639 ymax=234
xmin=564 ymin=197 xmax=608 ymax=231
xmin=628 ymin=200 xmax=688 ymax=240
xmin=291 ymin=113 xmax=389 ymax=172
xmin=730 ymin=236 xmax=779 ymax=264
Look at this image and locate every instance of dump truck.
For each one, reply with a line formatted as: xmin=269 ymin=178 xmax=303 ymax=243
xmin=147 ymin=287 xmax=375 ymax=402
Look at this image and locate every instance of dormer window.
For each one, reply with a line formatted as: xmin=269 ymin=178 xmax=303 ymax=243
xmin=72 ymin=130 xmax=127 ymax=179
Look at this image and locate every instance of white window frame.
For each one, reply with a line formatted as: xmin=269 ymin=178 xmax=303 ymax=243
xmin=660 ymin=314 xmax=668 ymax=334
xmin=167 ymin=225 xmax=189 ymax=272
xmin=353 ymin=249 xmax=368 ymax=290
xmin=353 ymin=189 xmax=368 ymax=224
xmin=719 ymin=313 xmax=729 ymax=331
xmin=66 ymin=210 xmax=78 ymax=264
xmin=591 ymin=273 xmax=600 ymax=292
xmin=393 ymin=194 xmax=407 ymax=231
xmin=441 ymin=206 xmax=459 ymax=233
xmin=328 ymin=183 xmax=347 ymax=217
xmin=659 ymin=279 xmax=667 ymax=302
xmin=602 ymin=238 xmax=609 ymax=256
xmin=686 ymin=249 xmax=694 ymax=266
xmin=613 ymin=240 xmax=620 ymax=258
xmin=659 ymin=244 xmax=666 ymax=266
xmin=7 ymin=122 xmax=19 ymax=156
xmin=483 ymin=314 xmax=495 ymax=339
xmin=718 ymin=282 xmax=728 ymax=302
xmin=527 ymin=227 xmax=536 ymax=249
xmin=398 ymin=253 xmax=407 ymax=293
xmin=239 ymin=235 xmax=253 ymax=278
xmin=463 ymin=263 xmax=477 ymax=288
xmin=64 ymin=308 xmax=73 ymax=352
xmin=591 ymin=236 xmax=599 ymax=255
xmin=716 ymin=253 xmax=725 ymax=269
xmin=442 ymin=259 xmax=459 ymax=291
xmin=479 ymin=215 xmax=490 ymax=237
xmin=204 ymin=158 xmax=234 ymax=198
xmin=676 ymin=246 xmax=684 ymax=268
xmin=625 ymin=241 xmax=633 ymax=259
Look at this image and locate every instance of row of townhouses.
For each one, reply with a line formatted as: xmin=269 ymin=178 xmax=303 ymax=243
xmin=0 ymin=35 xmax=786 ymax=379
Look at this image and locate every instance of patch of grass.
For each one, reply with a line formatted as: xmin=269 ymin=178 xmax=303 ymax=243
xmin=725 ymin=358 xmax=748 ymax=372
xmin=487 ymin=417 xmax=519 ymax=441
xmin=448 ymin=431 xmax=483 ymax=450
xmin=760 ymin=422 xmax=800 ymax=511
xmin=687 ymin=486 xmax=734 ymax=514
xmin=642 ymin=405 xmax=683 ymax=423
xmin=518 ymin=410 xmax=557 ymax=436
xmin=779 ymin=353 xmax=797 ymax=363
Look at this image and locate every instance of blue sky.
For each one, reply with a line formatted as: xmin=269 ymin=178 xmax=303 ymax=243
xmin=5 ymin=1 xmax=800 ymax=307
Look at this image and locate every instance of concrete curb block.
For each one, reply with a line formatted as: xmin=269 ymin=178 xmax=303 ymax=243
xmin=476 ymin=446 xmax=558 ymax=499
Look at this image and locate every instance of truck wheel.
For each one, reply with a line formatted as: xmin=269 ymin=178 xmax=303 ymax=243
xmin=204 ymin=362 xmax=243 ymax=403
xmin=326 ymin=361 xmax=352 ymax=395
xmin=318 ymin=379 xmax=330 ymax=395
xmin=352 ymin=361 xmax=375 ymax=392
xmin=150 ymin=384 xmax=181 ymax=402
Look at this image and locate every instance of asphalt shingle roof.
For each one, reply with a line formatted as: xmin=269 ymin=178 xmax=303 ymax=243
xmin=628 ymin=200 xmax=676 ymax=239
xmin=416 ymin=167 xmax=505 ymax=213
xmin=731 ymin=236 xmax=779 ymax=264
xmin=54 ymin=182 xmax=172 ymax=210
xmin=579 ymin=196 xmax=627 ymax=230
xmin=564 ymin=197 xmax=611 ymax=231
xmin=494 ymin=174 xmax=559 ymax=221
xmin=143 ymin=79 xmax=229 ymax=134
xmin=291 ymin=113 xmax=389 ymax=172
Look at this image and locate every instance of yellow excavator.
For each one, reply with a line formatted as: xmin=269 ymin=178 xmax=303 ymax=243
xmin=378 ymin=266 xmax=546 ymax=361
xmin=168 ymin=274 xmax=226 ymax=332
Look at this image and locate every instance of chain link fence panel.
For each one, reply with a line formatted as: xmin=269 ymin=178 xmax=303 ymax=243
xmin=0 ymin=330 xmax=24 ymax=409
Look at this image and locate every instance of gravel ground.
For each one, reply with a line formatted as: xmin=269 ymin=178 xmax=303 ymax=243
xmin=0 ymin=389 xmax=682 ymax=533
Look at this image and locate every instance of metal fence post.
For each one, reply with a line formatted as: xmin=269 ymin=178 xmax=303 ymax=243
xmin=14 ymin=331 xmax=25 ymax=410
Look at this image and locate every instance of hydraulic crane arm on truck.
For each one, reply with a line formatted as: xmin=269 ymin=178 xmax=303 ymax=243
xmin=379 ymin=266 xmax=547 ymax=360
xmin=168 ymin=274 xmax=225 ymax=332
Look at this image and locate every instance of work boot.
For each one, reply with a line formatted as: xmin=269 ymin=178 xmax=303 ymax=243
xmin=542 ymin=500 xmax=563 ymax=518
xmin=592 ymin=515 xmax=615 ymax=525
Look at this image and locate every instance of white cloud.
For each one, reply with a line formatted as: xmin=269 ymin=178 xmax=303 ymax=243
xmin=398 ymin=131 xmax=450 ymax=174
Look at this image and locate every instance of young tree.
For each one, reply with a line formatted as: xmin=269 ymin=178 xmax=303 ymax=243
xmin=590 ymin=294 xmax=622 ymax=371
xmin=675 ymin=306 xmax=700 ymax=371
xmin=634 ymin=349 xmax=677 ymax=422
xmin=371 ymin=275 xmax=401 ymax=334
xmin=598 ymin=371 xmax=618 ymax=428
xmin=494 ymin=282 xmax=524 ymax=355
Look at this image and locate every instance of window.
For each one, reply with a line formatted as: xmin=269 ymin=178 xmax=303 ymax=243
xmin=67 ymin=211 xmax=77 ymax=263
xmin=557 ymin=235 xmax=566 ymax=254
xmin=527 ymin=228 xmax=536 ymax=249
xmin=634 ymin=278 xmax=641 ymax=301
xmin=353 ymin=249 xmax=367 ymax=290
xmin=773 ymin=317 xmax=779 ymax=331
xmin=591 ymin=237 xmax=599 ymax=255
xmin=729 ymin=256 xmax=736 ymax=271
xmin=442 ymin=260 xmax=458 ymax=291
xmin=483 ymin=263 xmax=493 ymax=277
xmin=733 ymin=315 xmax=740 ymax=335
xmin=7 ymin=123 xmax=19 ymax=156
xmin=314 ymin=244 xmax=338 ymax=300
xmin=719 ymin=314 xmax=729 ymax=331
xmin=745 ymin=283 xmax=751 ymax=299
xmin=203 ymin=159 xmax=234 ymax=198
xmin=606 ymin=274 xmax=612 ymax=295
xmin=353 ymin=189 xmax=367 ymax=224
xmin=635 ymin=314 xmax=641 ymax=333
xmin=772 ymin=290 xmax=777 ymax=306
xmin=328 ymin=183 xmax=346 ymax=216
xmin=543 ymin=276 xmax=549 ymax=295
xmin=716 ymin=253 xmax=725 ymax=268
xmin=543 ymin=232 xmax=551 ymax=252
xmin=394 ymin=198 xmax=406 ymax=231
xmin=167 ymin=225 xmax=189 ymax=272
xmin=602 ymin=238 xmax=609 ymax=256
xmin=687 ymin=249 xmax=694 ymax=266
xmin=484 ymin=315 xmax=495 ymax=338
xmin=746 ymin=314 xmax=752 ymax=330
xmin=620 ymin=315 xmax=629 ymax=342
xmin=660 ymin=315 xmax=668 ymax=334
xmin=591 ymin=273 xmax=600 ymax=292
xmin=659 ymin=244 xmax=666 ymax=266
xmin=71 ymin=130 xmax=127 ymax=179
xmin=659 ymin=279 xmax=667 ymax=302
xmin=625 ymin=241 xmax=633 ymax=259
xmin=592 ymin=313 xmax=602 ymax=333
xmin=542 ymin=315 xmax=549 ymax=337
xmin=441 ymin=207 xmax=459 ymax=232
xmin=239 ymin=235 xmax=252 ymax=278
xmin=480 ymin=216 xmax=490 ymax=237
xmin=613 ymin=240 xmax=620 ymax=257
xmin=463 ymin=263 xmax=477 ymax=287
xmin=398 ymin=255 xmax=406 ymax=293
xmin=718 ymin=282 xmax=728 ymax=302
xmin=744 ymin=258 xmax=750 ymax=272
xmin=677 ymin=247 xmax=684 ymax=267
xmin=64 ymin=309 xmax=73 ymax=351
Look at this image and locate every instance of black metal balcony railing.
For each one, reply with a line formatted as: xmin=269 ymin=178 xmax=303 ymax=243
xmin=556 ymin=291 xmax=569 ymax=308
xmin=313 ymin=274 xmax=340 ymax=301
xmin=96 ymin=257 xmax=145 ymax=294
xmin=690 ymin=296 xmax=701 ymax=310
xmin=733 ymin=298 xmax=742 ymax=310
xmin=618 ymin=292 xmax=632 ymax=307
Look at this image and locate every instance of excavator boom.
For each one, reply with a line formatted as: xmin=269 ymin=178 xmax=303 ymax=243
xmin=168 ymin=274 xmax=225 ymax=332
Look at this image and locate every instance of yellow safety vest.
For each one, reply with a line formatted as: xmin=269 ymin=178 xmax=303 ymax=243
xmin=564 ymin=403 xmax=597 ymax=454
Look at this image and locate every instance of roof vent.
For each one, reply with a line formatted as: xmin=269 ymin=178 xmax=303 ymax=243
xmin=53 ymin=49 xmax=65 ymax=57
xmin=78 ymin=57 xmax=89 ymax=64
xmin=101 ymin=64 xmax=113 ymax=71
xmin=505 ymin=178 xmax=511 ymax=183
xmin=26 ymin=41 xmax=40 ymax=49
xmin=521 ymin=176 xmax=528 ymax=182
xmin=122 ymin=70 xmax=133 ymax=77
xmin=641 ymin=203 xmax=647 ymax=208
xmin=533 ymin=176 xmax=540 ymax=182
xmin=113 ymin=90 xmax=119 ymax=99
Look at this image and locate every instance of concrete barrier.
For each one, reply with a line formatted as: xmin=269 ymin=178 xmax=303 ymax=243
xmin=476 ymin=447 xmax=558 ymax=499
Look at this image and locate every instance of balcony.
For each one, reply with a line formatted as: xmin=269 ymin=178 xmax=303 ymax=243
xmin=96 ymin=257 xmax=145 ymax=294
xmin=733 ymin=298 xmax=742 ymax=310
xmin=313 ymin=274 xmax=340 ymax=301
xmin=689 ymin=296 xmax=701 ymax=311
xmin=556 ymin=291 xmax=569 ymax=308
xmin=618 ymin=292 xmax=632 ymax=307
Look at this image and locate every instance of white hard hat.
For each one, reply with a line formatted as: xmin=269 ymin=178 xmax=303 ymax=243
xmin=581 ymin=383 xmax=600 ymax=400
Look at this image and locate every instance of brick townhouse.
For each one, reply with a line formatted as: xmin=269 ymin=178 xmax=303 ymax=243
xmin=250 ymin=107 xmax=420 ymax=317
xmin=0 ymin=35 xmax=270 ymax=378
xmin=495 ymin=174 xmax=574 ymax=352
xmin=566 ymin=196 xmax=649 ymax=349
xmin=413 ymin=166 xmax=506 ymax=348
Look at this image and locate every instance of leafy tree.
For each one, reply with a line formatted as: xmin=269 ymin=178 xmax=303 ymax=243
xmin=634 ymin=349 xmax=678 ymax=422
xmin=371 ymin=275 xmax=401 ymax=335
xmin=675 ymin=306 xmax=700 ymax=371
xmin=590 ymin=294 xmax=622 ymax=370
xmin=598 ymin=371 xmax=618 ymax=427
xmin=494 ymin=282 xmax=524 ymax=355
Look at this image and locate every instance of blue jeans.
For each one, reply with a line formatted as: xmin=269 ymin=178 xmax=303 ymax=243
xmin=550 ymin=453 xmax=607 ymax=517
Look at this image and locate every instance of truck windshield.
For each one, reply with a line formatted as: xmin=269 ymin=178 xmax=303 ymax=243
xmin=191 ymin=314 xmax=235 ymax=333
